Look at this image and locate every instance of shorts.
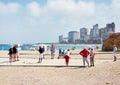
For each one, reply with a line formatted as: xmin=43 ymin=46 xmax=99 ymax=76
xmin=83 ymin=58 xmax=88 ymax=63
xmin=64 ymin=55 xmax=70 ymax=63
xmin=113 ymin=53 xmax=117 ymax=56
xmin=9 ymin=54 xmax=13 ymax=58
xmin=39 ymin=53 xmax=43 ymax=58
xmin=13 ymin=53 xmax=17 ymax=58
xmin=51 ymin=52 xmax=55 ymax=54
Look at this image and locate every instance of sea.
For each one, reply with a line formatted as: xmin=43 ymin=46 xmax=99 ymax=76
xmin=0 ymin=44 xmax=102 ymax=51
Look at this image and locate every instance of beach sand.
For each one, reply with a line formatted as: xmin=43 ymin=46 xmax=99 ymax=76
xmin=0 ymin=50 xmax=120 ymax=85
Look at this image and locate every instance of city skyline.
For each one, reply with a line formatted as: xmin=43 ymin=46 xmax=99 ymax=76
xmin=0 ymin=0 xmax=120 ymax=44
xmin=59 ymin=22 xmax=115 ymax=44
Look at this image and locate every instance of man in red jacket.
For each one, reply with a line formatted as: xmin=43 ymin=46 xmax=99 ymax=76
xmin=79 ymin=48 xmax=90 ymax=67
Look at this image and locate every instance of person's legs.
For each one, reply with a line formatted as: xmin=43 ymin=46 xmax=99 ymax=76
xmin=58 ymin=54 xmax=61 ymax=59
xmin=38 ymin=54 xmax=43 ymax=63
xmin=83 ymin=58 xmax=85 ymax=66
xmin=113 ymin=53 xmax=117 ymax=61
xmin=43 ymin=53 xmax=45 ymax=59
xmin=114 ymin=56 xmax=117 ymax=61
xmin=90 ymin=57 xmax=94 ymax=66
xmin=40 ymin=58 xmax=42 ymax=63
xmin=17 ymin=54 xmax=19 ymax=61
xmin=9 ymin=55 xmax=12 ymax=63
xmin=92 ymin=57 xmax=94 ymax=66
xmin=66 ymin=58 xmax=69 ymax=66
xmin=90 ymin=57 xmax=92 ymax=66
xmin=38 ymin=58 xmax=40 ymax=63
xmin=51 ymin=54 xmax=55 ymax=59
xmin=13 ymin=53 xmax=17 ymax=61
xmin=51 ymin=54 xmax=53 ymax=59
xmin=38 ymin=58 xmax=42 ymax=63
xmin=85 ymin=58 xmax=89 ymax=67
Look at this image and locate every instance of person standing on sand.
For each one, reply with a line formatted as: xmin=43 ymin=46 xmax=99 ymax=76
xmin=79 ymin=48 xmax=90 ymax=67
xmin=16 ymin=44 xmax=20 ymax=61
xmin=113 ymin=45 xmax=117 ymax=61
xmin=64 ymin=49 xmax=71 ymax=66
xmin=13 ymin=45 xmax=17 ymax=62
xmin=8 ymin=47 xmax=13 ymax=63
xmin=38 ymin=46 xmax=44 ymax=63
xmin=43 ymin=46 xmax=45 ymax=59
xmin=90 ymin=48 xmax=95 ymax=67
xmin=50 ymin=44 xmax=55 ymax=59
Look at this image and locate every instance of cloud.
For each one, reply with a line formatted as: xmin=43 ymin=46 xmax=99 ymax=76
xmin=26 ymin=1 xmax=41 ymax=17
xmin=0 ymin=0 xmax=120 ymax=43
xmin=111 ymin=0 xmax=120 ymax=16
xmin=0 ymin=2 xmax=21 ymax=15
xmin=45 ymin=0 xmax=95 ymax=16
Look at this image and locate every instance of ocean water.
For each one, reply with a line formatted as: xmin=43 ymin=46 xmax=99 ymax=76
xmin=0 ymin=44 xmax=11 ymax=50
xmin=0 ymin=44 xmax=36 ymax=51
xmin=53 ymin=45 xmax=101 ymax=50
xmin=0 ymin=44 xmax=102 ymax=51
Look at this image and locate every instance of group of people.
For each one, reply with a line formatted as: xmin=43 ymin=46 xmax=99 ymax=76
xmin=8 ymin=44 xmax=118 ymax=67
xmin=79 ymin=48 xmax=95 ymax=67
xmin=8 ymin=44 xmax=19 ymax=63
xmin=38 ymin=44 xmax=71 ymax=66
xmin=42 ymin=44 xmax=95 ymax=67
xmin=57 ymin=47 xmax=95 ymax=67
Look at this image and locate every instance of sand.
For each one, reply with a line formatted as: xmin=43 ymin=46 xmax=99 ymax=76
xmin=0 ymin=50 xmax=120 ymax=85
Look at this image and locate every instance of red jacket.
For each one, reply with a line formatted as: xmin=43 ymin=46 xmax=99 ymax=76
xmin=79 ymin=49 xmax=90 ymax=58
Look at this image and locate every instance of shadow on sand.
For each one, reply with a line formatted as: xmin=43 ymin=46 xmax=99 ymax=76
xmin=0 ymin=65 xmax=86 ymax=69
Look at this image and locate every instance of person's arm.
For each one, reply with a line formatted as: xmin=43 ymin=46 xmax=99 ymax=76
xmin=79 ymin=50 xmax=83 ymax=56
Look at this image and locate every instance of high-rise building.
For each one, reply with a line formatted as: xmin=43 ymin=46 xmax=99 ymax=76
xmin=58 ymin=22 xmax=115 ymax=44
xmin=59 ymin=35 xmax=68 ymax=43
xmin=68 ymin=31 xmax=80 ymax=44
xmin=99 ymin=22 xmax=115 ymax=42
xmin=90 ymin=28 xmax=93 ymax=39
xmin=106 ymin=22 xmax=115 ymax=32
xmin=59 ymin=35 xmax=64 ymax=43
xmin=80 ymin=28 xmax=89 ymax=42
xmin=90 ymin=24 xmax=100 ymax=40
xmin=99 ymin=28 xmax=105 ymax=38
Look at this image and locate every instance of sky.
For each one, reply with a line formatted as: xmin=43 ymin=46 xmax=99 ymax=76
xmin=0 ymin=0 xmax=120 ymax=44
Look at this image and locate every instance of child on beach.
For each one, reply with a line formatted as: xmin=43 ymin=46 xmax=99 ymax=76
xmin=79 ymin=48 xmax=90 ymax=67
xmin=90 ymin=48 xmax=95 ymax=67
xmin=8 ymin=47 xmax=13 ymax=63
xmin=64 ymin=49 xmax=71 ymax=66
